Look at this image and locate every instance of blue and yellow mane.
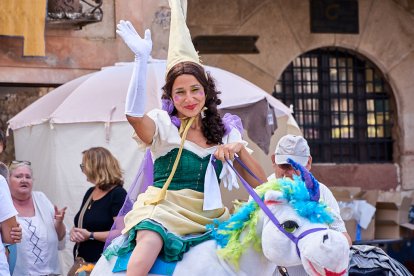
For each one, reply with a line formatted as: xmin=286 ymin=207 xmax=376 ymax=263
xmin=207 ymin=176 xmax=335 ymax=268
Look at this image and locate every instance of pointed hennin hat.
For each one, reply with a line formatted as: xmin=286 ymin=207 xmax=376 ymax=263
xmin=166 ymin=0 xmax=202 ymax=75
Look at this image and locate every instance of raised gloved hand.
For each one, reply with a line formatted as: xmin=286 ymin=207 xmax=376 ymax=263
xmin=116 ymin=20 xmax=152 ymax=117
xmin=116 ymin=20 xmax=152 ymax=60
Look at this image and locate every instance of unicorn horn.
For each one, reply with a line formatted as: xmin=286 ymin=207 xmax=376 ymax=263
xmin=287 ymin=158 xmax=320 ymax=202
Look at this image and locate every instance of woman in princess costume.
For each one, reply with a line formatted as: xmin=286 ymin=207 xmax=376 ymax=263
xmin=103 ymin=0 xmax=267 ymax=275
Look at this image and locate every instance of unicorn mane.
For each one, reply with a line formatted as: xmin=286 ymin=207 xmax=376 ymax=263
xmin=207 ymin=177 xmax=335 ymax=268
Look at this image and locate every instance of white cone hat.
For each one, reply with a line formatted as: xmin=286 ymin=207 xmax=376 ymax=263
xmin=166 ymin=0 xmax=202 ymax=76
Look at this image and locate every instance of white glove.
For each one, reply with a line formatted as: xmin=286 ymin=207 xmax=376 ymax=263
xmin=116 ymin=20 xmax=152 ymax=59
xmin=220 ymin=161 xmax=239 ymax=191
xmin=116 ymin=20 xmax=152 ymax=117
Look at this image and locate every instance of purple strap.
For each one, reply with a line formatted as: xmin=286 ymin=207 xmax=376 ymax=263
xmin=104 ymin=149 xmax=154 ymax=250
xmin=229 ymin=156 xmax=327 ymax=257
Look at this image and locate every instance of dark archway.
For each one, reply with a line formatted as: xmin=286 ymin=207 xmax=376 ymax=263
xmin=273 ymin=47 xmax=396 ymax=163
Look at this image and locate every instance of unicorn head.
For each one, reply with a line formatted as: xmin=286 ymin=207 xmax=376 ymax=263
xmin=210 ymin=177 xmax=349 ymax=276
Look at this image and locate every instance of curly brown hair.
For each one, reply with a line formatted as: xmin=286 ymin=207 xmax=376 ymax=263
xmin=162 ymin=62 xmax=225 ymax=145
xmin=81 ymin=147 xmax=124 ymax=191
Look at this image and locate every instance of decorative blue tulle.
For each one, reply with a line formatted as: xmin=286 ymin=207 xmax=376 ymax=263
xmin=207 ymin=200 xmax=258 ymax=248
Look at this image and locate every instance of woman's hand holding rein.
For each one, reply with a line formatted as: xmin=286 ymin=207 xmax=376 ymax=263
xmin=216 ymin=142 xmax=267 ymax=188
xmin=214 ymin=142 xmax=244 ymax=162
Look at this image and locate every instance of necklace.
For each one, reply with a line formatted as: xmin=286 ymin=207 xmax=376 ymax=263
xmin=88 ymin=199 xmax=95 ymax=210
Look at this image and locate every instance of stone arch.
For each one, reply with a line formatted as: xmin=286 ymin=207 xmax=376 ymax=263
xmin=273 ymin=46 xmax=399 ymax=164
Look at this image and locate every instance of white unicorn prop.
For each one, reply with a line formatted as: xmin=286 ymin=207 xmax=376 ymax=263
xmin=92 ymin=161 xmax=350 ymax=276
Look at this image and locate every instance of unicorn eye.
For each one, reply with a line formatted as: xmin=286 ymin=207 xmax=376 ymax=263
xmin=281 ymin=220 xmax=299 ymax=233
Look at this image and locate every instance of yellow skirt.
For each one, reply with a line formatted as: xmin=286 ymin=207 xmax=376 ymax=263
xmin=123 ymin=186 xmax=230 ymax=236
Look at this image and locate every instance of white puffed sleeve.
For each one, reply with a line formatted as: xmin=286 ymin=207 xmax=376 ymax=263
xmin=132 ymin=109 xmax=182 ymax=159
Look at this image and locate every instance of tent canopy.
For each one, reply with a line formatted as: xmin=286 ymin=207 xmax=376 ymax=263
xmin=9 ymin=58 xmax=299 ymax=153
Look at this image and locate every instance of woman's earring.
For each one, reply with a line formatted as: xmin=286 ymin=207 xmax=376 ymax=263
xmin=201 ymin=107 xmax=207 ymax=118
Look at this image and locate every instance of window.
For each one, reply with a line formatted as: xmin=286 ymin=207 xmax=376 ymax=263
xmin=273 ymin=48 xmax=393 ymax=163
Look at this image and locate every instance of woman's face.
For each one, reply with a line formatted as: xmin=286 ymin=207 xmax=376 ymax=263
xmin=9 ymin=166 xmax=33 ymax=198
xmin=81 ymin=157 xmax=92 ymax=184
xmin=171 ymin=74 xmax=206 ymax=118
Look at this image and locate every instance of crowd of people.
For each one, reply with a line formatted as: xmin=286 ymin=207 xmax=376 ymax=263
xmin=0 ymin=131 xmax=127 ymax=275
xmin=0 ymin=0 xmax=352 ymax=275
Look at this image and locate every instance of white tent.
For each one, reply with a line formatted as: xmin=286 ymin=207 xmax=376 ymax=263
xmin=8 ymin=59 xmax=300 ymax=273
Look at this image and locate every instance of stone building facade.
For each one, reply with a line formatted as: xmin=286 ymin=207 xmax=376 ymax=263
xmin=1 ymin=0 xmax=413 ymax=191
xmin=184 ymin=0 xmax=414 ymax=191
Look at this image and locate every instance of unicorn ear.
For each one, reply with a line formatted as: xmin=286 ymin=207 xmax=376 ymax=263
xmin=264 ymin=190 xmax=287 ymax=205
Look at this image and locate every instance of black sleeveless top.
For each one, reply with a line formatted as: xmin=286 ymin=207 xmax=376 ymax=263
xmin=73 ymin=185 xmax=127 ymax=262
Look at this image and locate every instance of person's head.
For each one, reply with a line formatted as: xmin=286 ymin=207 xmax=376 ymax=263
xmin=271 ymin=135 xmax=312 ymax=179
xmin=8 ymin=161 xmax=33 ymax=200
xmin=81 ymin=147 xmax=123 ymax=190
xmin=0 ymin=129 xmax=6 ymax=154
xmin=162 ymin=61 xmax=225 ymax=145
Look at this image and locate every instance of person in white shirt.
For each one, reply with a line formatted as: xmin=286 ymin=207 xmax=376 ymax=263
xmin=8 ymin=161 xmax=66 ymax=276
xmin=0 ymin=173 xmax=19 ymax=276
xmin=270 ymin=135 xmax=351 ymax=276
xmin=0 ymin=137 xmax=22 ymax=276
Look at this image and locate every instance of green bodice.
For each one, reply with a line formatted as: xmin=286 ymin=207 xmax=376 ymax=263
xmin=153 ymin=148 xmax=223 ymax=192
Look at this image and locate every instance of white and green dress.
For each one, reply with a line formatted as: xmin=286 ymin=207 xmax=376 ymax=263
xmin=104 ymin=109 xmax=249 ymax=262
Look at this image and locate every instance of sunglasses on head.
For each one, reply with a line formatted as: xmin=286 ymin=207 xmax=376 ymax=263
xmin=11 ymin=160 xmax=31 ymax=166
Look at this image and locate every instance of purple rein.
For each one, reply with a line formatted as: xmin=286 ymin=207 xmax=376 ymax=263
xmin=287 ymin=158 xmax=320 ymax=202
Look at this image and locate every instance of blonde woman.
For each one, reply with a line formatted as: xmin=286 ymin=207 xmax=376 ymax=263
xmin=70 ymin=147 xmax=127 ymax=264
xmin=8 ymin=161 xmax=66 ymax=275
